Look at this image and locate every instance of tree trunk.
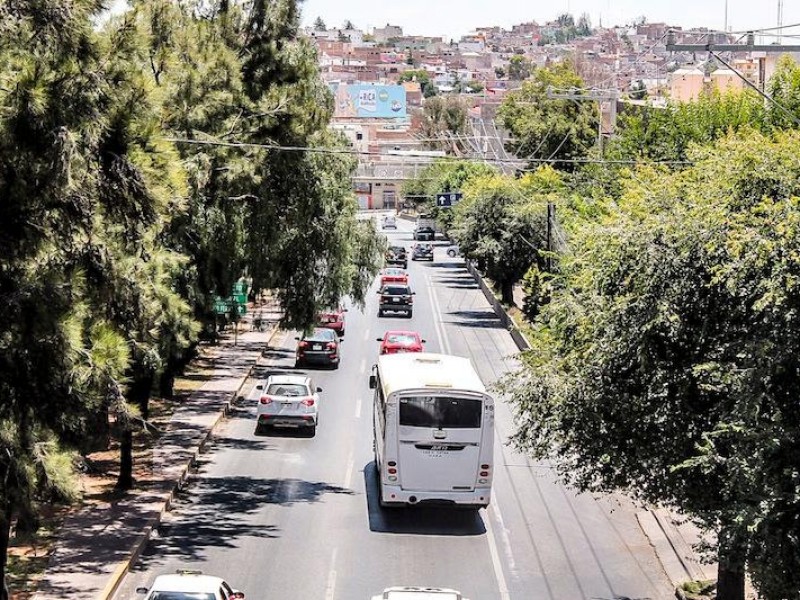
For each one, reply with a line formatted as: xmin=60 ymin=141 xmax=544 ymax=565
xmin=500 ymin=280 xmax=515 ymax=305
xmin=116 ymin=428 xmax=134 ymax=490
xmin=0 ymin=504 xmax=13 ymax=600
xmin=716 ymin=562 xmax=745 ymax=600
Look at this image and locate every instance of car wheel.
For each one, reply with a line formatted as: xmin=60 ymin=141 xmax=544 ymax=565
xmin=309 ymin=424 xmax=317 ymax=437
xmin=331 ymin=360 xmax=339 ymax=370
xmin=407 ymin=310 xmax=413 ymax=318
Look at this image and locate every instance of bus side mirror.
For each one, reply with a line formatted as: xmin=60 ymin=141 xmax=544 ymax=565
xmin=369 ymin=375 xmax=377 ymax=389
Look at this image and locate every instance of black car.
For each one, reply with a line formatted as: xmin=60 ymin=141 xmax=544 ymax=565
xmin=411 ymin=243 xmax=434 ymax=261
xmin=378 ymin=284 xmax=415 ymax=317
xmin=385 ymin=246 xmax=408 ymax=269
xmin=295 ymin=327 xmax=340 ymax=368
xmin=414 ymin=227 xmax=435 ymax=241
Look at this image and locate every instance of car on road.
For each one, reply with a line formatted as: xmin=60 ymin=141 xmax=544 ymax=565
xmin=385 ymin=245 xmax=408 ymax=269
xmin=411 ymin=243 xmax=434 ymax=261
xmin=380 ymin=267 xmax=409 ymax=286
xmin=382 ymin=215 xmax=397 ymax=229
xmin=316 ymin=305 xmax=347 ymax=336
xmin=413 ymin=226 xmax=435 ymax=241
xmin=378 ymin=284 xmax=415 ymax=317
xmin=377 ymin=330 xmax=426 ymax=354
xmin=255 ymin=374 xmax=321 ymax=434
xmin=372 ymin=587 xmax=466 ymax=600
xmin=295 ymin=327 xmax=341 ymax=368
xmin=136 ymin=570 xmax=245 ymax=600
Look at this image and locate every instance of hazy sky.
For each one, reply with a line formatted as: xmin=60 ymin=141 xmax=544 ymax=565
xmin=298 ymin=0 xmax=800 ymax=41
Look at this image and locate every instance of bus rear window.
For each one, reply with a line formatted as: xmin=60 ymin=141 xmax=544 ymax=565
xmin=399 ymin=396 xmax=482 ymax=429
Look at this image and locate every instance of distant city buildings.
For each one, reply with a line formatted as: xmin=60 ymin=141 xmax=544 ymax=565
xmin=302 ymin=16 xmax=800 ymax=206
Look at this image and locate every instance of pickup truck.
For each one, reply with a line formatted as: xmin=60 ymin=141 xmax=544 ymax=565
xmin=414 ymin=216 xmax=437 ymax=241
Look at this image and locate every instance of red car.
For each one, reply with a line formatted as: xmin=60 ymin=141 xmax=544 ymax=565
xmin=380 ymin=267 xmax=408 ymax=286
xmin=317 ymin=306 xmax=347 ymax=336
xmin=376 ymin=330 xmax=426 ymax=355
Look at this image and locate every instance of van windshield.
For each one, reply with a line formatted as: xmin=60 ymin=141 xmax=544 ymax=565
xmin=399 ymin=396 xmax=482 ymax=429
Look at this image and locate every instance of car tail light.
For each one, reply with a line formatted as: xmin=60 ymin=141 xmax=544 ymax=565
xmin=301 ymin=398 xmax=315 ymax=407
xmin=299 ymin=341 xmax=309 ymax=349
xmin=407 ymin=296 xmax=413 ymax=304
xmin=260 ymin=396 xmax=273 ymax=405
xmin=326 ymin=342 xmax=337 ymax=350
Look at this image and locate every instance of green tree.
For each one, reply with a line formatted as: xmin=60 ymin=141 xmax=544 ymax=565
xmin=313 ymin=16 xmax=326 ymax=30
xmin=399 ymin=69 xmax=438 ymax=97
xmin=498 ymin=60 xmax=597 ymax=169
xmin=628 ymin=79 xmax=647 ymax=100
xmin=577 ymin=13 xmax=592 ymax=36
xmin=507 ymin=131 xmax=800 ymax=600
xmin=507 ymin=55 xmax=533 ymax=81
xmin=494 ymin=66 xmax=506 ymax=79
xmin=420 ymin=96 xmax=469 ymax=151
xmin=766 ymin=54 xmax=800 ymax=129
xmin=452 ymin=173 xmax=548 ymax=303
xmin=343 ymin=19 xmax=355 ymax=30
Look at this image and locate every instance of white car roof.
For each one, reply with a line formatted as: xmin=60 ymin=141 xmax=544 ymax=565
xmin=373 ymin=587 xmax=463 ymax=600
xmin=266 ymin=374 xmax=310 ymax=385
xmin=149 ymin=573 xmax=226 ymax=594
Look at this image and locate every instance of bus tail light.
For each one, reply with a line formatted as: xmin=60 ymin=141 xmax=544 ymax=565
xmin=387 ymin=467 xmax=397 ymax=474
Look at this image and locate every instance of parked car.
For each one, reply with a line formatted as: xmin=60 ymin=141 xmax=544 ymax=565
xmin=372 ymin=587 xmax=465 ymax=600
xmin=136 ymin=570 xmax=245 ymax=600
xmin=381 ymin=215 xmax=397 ymax=229
xmin=411 ymin=243 xmax=434 ymax=261
xmin=385 ymin=245 xmax=407 ymax=269
xmin=377 ymin=330 xmax=426 ymax=354
xmin=413 ymin=226 xmax=435 ymax=241
xmin=380 ymin=267 xmax=409 ymax=286
xmin=378 ymin=284 xmax=415 ymax=317
xmin=316 ymin=305 xmax=347 ymax=336
xmin=295 ymin=327 xmax=341 ymax=368
xmin=255 ymin=374 xmax=321 ymax=434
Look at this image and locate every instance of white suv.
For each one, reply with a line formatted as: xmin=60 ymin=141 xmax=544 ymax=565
xmin=136 ymin=570 xmax=244 ymax=600
xmin=255 ymin=374 xmax=322 ymax=435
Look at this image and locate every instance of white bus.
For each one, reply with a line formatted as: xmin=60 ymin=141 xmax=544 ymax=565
xmin=369 ymin=353 xmax=495 ymax=508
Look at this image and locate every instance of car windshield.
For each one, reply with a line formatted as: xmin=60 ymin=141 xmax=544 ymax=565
xmin=149 ymin=593 xmax=216 ymax=600
xmin=266 ymin=383 xmax=308 ymax=397
xmin=386 ymin=333 xmax=417 ymax=345
xmin=399 ymin=396 xmax=483 ymax=429
xmin=383 ymin=286 xmax=410 ymax=295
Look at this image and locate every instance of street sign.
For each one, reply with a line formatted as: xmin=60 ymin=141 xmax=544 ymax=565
xmin=213 ymin=297 xmax=246 ymax=316
xmin=436 ymin=192 xmax=463 ymax=208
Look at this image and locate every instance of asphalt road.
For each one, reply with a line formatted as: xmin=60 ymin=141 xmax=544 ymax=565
xmin=115 ymin=215 xmax=673 ymax=600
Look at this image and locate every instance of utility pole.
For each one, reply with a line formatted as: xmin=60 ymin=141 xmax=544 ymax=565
xmin=546 ymin=87 xmax=618 ymax=154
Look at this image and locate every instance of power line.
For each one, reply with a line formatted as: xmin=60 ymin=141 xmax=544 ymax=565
xmin=162 ymin=136 xmax=693 ymax=166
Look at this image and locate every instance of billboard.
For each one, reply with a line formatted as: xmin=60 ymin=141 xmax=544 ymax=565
xmin=332 ymin=84 xmax=407 ymax=119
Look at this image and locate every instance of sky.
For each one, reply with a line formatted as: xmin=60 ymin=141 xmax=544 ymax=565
xmin=298 ymin=0 xmax=800 ymax=42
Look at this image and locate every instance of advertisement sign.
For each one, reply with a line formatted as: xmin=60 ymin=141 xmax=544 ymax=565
xmin=332 ymin=84 xmax=408 ymax=119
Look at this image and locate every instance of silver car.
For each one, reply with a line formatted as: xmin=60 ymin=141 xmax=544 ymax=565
xmin=255 ymin=374 xmax=322 ymax=435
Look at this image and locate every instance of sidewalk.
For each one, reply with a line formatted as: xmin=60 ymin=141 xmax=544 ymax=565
xmin=33 ymin=303 xmax=282 ymax=600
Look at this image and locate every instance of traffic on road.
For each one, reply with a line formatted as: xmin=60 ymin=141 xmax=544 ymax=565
xmin=114 ymin=212 xmax=674 ymax=600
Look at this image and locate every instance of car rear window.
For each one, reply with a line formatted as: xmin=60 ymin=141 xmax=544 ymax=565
xmin=383 ymin=286 xmax=410 ymax=295
xmin=266 ymin=383 xmax=309 ymax=396
xmin=149 ymin=593 xmax=216 ymax=600
xmin=399 ymin=396 xmax=483 ymax=429
xmin=386 ymin=333 xmax=417 ymax=345
xmin=306 ymin=328 xmax=336 ymax=341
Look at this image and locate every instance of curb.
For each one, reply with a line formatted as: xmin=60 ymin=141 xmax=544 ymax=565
xmin=98 ymin=323 xmax=281 ymax=600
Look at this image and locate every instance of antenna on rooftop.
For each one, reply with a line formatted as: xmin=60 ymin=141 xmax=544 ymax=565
xmin=723 ymin=0 xmax=728 ymax=32
xmin=777 ymin=0 xmax=784 ymax=44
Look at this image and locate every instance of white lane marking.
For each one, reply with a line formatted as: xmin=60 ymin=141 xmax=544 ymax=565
xmin=485 ymin=506 xmax=512 ymax=600
xmin=343 ymin=450 xmax=354 ymax=488
xmin=325 ymin=548 xmax=338 ymax=600
xmin=426 ymin=273 xmax=451 ymax=355
xmin=354 ymin=396 xmax=363 ymax=419
xmin=492 ymin=498 xmax=518 ymax=579
xmin=363 ymin=327 xmax=370 ymax=342
xmin=359 ymin=358 xmax=366 ymax=374
xmin=428 ymin=269 xmax=514 ymax=599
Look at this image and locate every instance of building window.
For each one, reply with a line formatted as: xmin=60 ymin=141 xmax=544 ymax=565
xmin=356 ymin=133 xmax=363 ymax=140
